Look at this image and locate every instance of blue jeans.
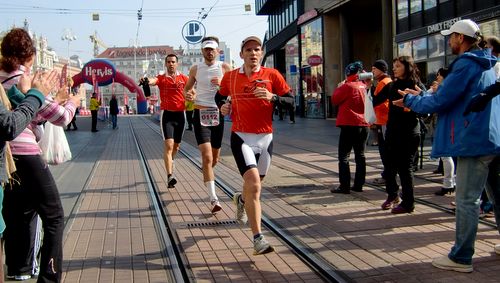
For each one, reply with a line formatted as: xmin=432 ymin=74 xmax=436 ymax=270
xmin=449 ymin=155 xmax=500 ymax=265
xmin=111 ymin=114 xmax=117 ymax=129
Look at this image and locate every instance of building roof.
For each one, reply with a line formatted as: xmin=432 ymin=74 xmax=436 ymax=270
xmin=96 ymin=46 xmax=183 ymax=59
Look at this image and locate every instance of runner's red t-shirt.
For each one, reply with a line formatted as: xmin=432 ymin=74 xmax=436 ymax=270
xmin=156 ymin=72 xmax=188 ymax=111
xmin=219 ymin=66 xmax=290 ymax=133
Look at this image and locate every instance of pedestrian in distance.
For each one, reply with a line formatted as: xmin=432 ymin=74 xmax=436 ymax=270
xmin=218 ymin=36 xmax=294 ymax=255
xmin=398 ymin=19 xmax=499 ymax=273
xmin=89 ymin=93 xmax=100 ymax=132
xmin=330 ymin=61 xmax=370 ymax=194
xmin=109 ymin=94 xmax=119 ymax=129
xmin=142 ymin=54 xmax=188 ymax=188
xmin=184 ymin=36 xmax=232 ymax=214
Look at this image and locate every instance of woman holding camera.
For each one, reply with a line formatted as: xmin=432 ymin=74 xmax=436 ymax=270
xmin=373 ymin=56 xmax=423 ymax=214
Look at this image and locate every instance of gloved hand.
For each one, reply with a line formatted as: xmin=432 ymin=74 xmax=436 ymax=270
xmin=463 ymin=92 xmax=494 ymax=115
xmin=463 ymin=81 xmax=500 ymax=115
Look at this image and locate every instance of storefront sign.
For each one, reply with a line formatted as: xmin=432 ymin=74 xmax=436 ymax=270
xmin=82 ymin=59 xmax=116 ymax=86
xmin=298 ymin=9 xmax=318 ymax=25
xmin=307 ymin=55 xmax=323 ymax=67
xmin=427 ymin=17 xmax=461 ymax=34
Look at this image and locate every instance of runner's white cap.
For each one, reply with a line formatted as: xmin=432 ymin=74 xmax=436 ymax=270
xmin=440 ymin=19 xmax=481 ymax=39
xmin=202 ymin=40 xmax=218 ymax=49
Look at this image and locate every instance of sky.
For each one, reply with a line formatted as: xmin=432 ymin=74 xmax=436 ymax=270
xmin=0 ymin=0 xmax=268 ymax=66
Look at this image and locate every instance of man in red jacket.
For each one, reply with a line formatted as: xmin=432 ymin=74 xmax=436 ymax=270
xmin=331 ymin=61 xmax=370 ymax=194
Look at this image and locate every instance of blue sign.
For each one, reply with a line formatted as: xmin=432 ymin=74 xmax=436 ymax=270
xmin=182 ymin=20 xmax=206 ymax=44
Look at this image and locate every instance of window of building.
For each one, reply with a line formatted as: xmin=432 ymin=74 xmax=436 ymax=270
xmin=480 ymin=18 xmax=500 ymax=37
xmin=424 ymin=0 xmax=436 ymax=9
xmin=398 ymin=41 xmax=412 ymax=56
xmin=300 ymin=17 xmax=324 ymax=119
xmin=397 ymin=0 xmax=409 ymax=19
xmin=413 ymin=37 xmax=427 ymax=61
xmin=428 ymin=33 xmax=444 ymax=58
xmin=410 ymin=0 xmax=422 ymax=14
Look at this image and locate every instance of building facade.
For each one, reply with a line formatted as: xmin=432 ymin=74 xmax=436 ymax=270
xmin=96 ymin=42 xmax=233 ymax=112
xmin=395 ymin=0 xmax=499 ymax=83
xmin=257 ymin=0 xmax=499 ymax=119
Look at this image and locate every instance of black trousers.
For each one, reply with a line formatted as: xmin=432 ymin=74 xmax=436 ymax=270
xmin=186 ymin=110 xmax=194 ymax=129
xmin=91 ymin=110 xmax=98 ymax=131
xmin=375 ymin=125 xmax=388 ymax=179
xmin=4 ymin=155 xmax=64 ymax=283
xmin=385 ymin=133 xmax=420 ymax=209
xmin=338 ymin=126 xmax=369 ymax=189
xmin=66 ymin=115 xmax=77 ymax=130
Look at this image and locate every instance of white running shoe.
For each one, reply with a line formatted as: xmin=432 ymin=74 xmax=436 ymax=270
xmin=495 ymin=244 xmax=500 ymax=255
xmin=211 ymin=199 xmax=222 ymax=214
xmin=6 ymin=275 xmax=32 ymax=281
xmin=233 ymin=193 xmax=247 ymax=225
xmin=253 ymin=235 xmax=275 ymax=255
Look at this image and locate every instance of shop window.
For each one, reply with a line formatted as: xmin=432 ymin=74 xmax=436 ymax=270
xmin=428 ymin=34 xmax=444 ymax=58
xmin=398 ymin=41 xmax=412 ymax=57
xmin=480 ymin=18 xmax=500 ymax=37
xmin=397 ymin=0 xmax=409 ymax=19
xmin=426 ymin=59 xmax=445 ymax=84
xmin=413 ymin=38 xmax=427 ymax=61
xmin=300 ymin=17 xmax=324 ymax=119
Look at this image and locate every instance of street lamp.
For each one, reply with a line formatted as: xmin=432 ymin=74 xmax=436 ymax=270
xmin=61 ymin=29 xmax=77 ymax=66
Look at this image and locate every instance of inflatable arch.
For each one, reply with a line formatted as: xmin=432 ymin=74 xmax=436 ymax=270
xmin=72 ymin=59 xmax=148 ymax=114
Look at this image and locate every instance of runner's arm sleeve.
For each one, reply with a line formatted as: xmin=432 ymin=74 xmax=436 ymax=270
xmin=274 ymin=92 xmax=294 ymax=107
xmin=214 ymin=91 xmax=228 ymax=108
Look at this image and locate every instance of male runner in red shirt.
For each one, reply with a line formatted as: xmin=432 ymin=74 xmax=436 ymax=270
xmin=218 ymin=36 xmax=294 ymax=255
xmin=142 ymin=54 xmax=188 ymax=188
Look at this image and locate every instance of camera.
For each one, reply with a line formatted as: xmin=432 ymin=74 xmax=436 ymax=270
xmin=358 ymin=72 xmax=373 ymax=80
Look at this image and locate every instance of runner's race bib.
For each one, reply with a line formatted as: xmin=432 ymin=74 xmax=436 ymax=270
xmin=200 ymin=108 xmax=220 ymax=127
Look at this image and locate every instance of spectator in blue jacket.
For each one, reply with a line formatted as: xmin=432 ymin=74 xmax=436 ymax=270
xmin=400 ymin=19 xmax=499 ymax=273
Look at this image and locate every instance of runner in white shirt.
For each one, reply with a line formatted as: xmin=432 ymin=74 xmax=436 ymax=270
xmin=184 ymin=36 xmax=232 ymax=214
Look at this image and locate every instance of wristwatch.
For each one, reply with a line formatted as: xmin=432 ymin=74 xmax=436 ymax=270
xmin=271 ymin=94 xmax=278 ymax=102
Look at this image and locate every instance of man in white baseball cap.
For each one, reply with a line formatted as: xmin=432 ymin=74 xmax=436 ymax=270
xmin=400 ymin=18 xmax=499 ymax=273
xmin=440 ymin=19 xmax=481 ymax=39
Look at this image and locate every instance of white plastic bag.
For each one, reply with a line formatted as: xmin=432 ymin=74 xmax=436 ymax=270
xmin=38 ymin=122 xmax=72 ymax=165
xmin=364 ymin=90 xmax=376 ymax=124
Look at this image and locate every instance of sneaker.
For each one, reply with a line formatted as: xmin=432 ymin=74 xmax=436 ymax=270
xmin=167 ymin=176 xmax=177 ymax=188
xmin=381 ymin=196 xmax=400 ymax=210
xmin=233 ymin=193 xmax=247 ymax=225
xmin=495 ymin=244 xmax=500 ymax=255
xmin=391 ymin=204 xmax=414 ymax=214
xmin=211 ymin=199 xmax=222 ymax=214
xmin=253 ymin=235 xmax=275 ymax=255
xmin=372 ymin=178 xmax=386 ymax=185
xmin=432 ymin=255 xmax=473 ymax=273
xmin=7 ymin=275 xmax=32 ymax=281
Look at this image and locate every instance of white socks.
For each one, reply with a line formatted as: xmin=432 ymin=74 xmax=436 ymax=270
xmin=205 ymin=181 xmax=217 ymax=201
